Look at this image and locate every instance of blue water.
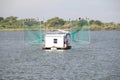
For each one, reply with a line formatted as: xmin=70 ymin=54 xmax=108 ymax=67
xmin=0 ymin=31 xmax=120 ymax=80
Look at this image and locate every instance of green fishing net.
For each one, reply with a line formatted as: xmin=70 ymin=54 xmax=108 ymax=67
xmin=24 ymin=19 xmax=90 ymax=46
xmin=24 ymin=21 xmax=44 ymax=45
xmin=70 ymin=19 xmax=90 ymax=44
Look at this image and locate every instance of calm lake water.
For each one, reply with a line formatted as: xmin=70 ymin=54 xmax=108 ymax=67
xmin=0 ymin=31 xmax=120 ymax=80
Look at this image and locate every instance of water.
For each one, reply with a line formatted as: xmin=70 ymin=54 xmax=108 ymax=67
xmin=0 ymin=31 xmax=120 ymax=80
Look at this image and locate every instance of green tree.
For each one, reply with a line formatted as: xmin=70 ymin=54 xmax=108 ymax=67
xmin=90 ymin=20 xmax=102 ymax=26
xmin=89 ymin=20 xmax=95 ymax=25
xmin=95 ymin=20 xmax=102 ymax=26
xmin=0 ymin=17 xmax=4 ymax=28
xmin=77 ymin=19 xmax=89 ymax=26
xmin=0 ymin=17 xmax=4 ymax=21
xmin=5 ymin=16 xmax=17 ymax=23
xmin=3 ymin=16 xmax=18 ymax=28
xmin=46 ymin=17 xmax=65 ymax=28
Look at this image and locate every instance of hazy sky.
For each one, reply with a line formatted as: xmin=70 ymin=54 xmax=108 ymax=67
xmin=0 ymin=0 xmax=120 ymax=22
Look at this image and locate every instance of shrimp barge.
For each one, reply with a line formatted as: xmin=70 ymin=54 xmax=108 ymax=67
xmin=42 ymin=30 xmax=71 ymax=50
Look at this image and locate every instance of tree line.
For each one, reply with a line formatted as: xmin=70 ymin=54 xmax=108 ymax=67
xmin=0 ymin=16 xmax=120 ymax=30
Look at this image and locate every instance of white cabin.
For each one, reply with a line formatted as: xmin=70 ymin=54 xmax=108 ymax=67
xmin=42 ymin=30 xmax=71 ymax=49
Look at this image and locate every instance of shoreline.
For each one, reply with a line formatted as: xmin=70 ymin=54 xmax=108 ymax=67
xmin=0 ymin=28 xmax=120 ymax=31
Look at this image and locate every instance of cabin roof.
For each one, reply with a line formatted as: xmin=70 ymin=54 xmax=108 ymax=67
xmin=46 ymin=31 xmax=65 ymax=34
xmin=45 ymin=30 xmax=69 ymax=37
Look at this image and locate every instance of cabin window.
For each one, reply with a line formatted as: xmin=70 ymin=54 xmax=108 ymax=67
xmin=54 ymin=39 xmax=57 ymax=44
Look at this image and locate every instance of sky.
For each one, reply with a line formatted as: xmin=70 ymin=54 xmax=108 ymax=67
xmin=0 ymin=0 xmax=120 ymax=23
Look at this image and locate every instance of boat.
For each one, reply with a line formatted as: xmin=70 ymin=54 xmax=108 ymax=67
xmin=42 ymin=30 xmax=71 ymax=50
